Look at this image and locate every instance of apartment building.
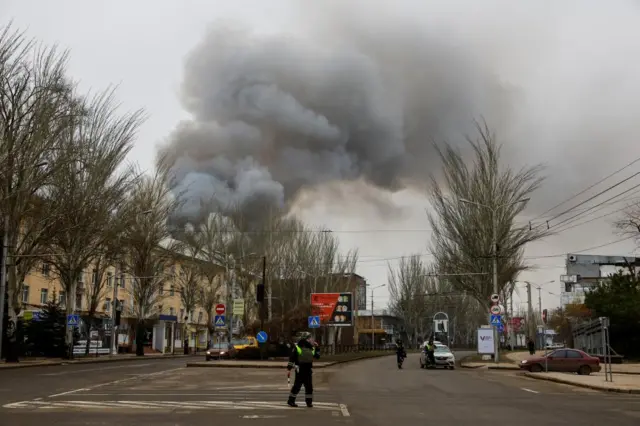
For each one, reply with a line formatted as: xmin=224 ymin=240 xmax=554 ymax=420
xmin=19 ymin=239 xmax=239 ymax=354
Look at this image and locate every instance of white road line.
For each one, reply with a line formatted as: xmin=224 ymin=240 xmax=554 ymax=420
xmin=48 ymin=388 xmax=89 ymax=398
xmin=521 ymin=388 xmax=540 ymax=394
xmin=340 ymin=403 xmax=351 ymax=417
xmin=40 ymin=364 xmax=152 ymax=376
xmin=47 ymin=367 xmax=185 ymax=398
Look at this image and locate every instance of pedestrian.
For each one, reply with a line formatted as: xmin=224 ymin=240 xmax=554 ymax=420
xmin=287 ymin=332 xmax=320 ymax=408
xmin=527 ymin=337 xmax=535 ymax=355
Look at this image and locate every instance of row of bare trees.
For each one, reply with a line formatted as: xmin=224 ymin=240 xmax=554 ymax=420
xmin=389 ymin=123 xmax=549 ymax=345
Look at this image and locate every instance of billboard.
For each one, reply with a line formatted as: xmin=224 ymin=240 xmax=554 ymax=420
xmin=477 ymin=328 xmax=495 ymax=354
xmin=310 ymin=292 xmax=353 ymax=326
xmin=509 ymin=317 xmax=525 ymax=333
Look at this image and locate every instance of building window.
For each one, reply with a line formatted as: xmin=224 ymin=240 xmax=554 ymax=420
xmin=189 ymin=311 xmax=193 ymax=323
xmin=39 ymin=288 xmax=48 ymax=304
xmin=197 ymin=311 xmax=203 ymax=323
xmin=158 ymin=284 xmax=164 ymax=295
xmin=107 ymin=272 xmax=113 ymax=287
xmin=22 ymin=285 xmax=29 ymax=303
xmin=92 ymin=269 xmax=98 ymax=285
xmin=170 ymin=285 xmax=175 ymax=296
xmin=119 ymin=273 xmax=125 ymax=288
xmin=41 ymin=263 xmax=50 ymax=277
xmin=104 ymin=298 xmax=111 ymax=313
xmin=76 ymin=294 xmax=82 ymax=310
xmin=169 ymin=307 xmax=175 ymax=316
xmin=158 ymin=304 xmax=163 ymax=314
xmin=59 ymin=291 xmax=66 ymax=307
xmin=180 ymin=308 xmax=185 ymax=321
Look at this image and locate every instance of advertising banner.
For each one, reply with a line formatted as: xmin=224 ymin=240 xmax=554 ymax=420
xmin=477 ymin=328 xmax=495 ymax=354
xmin=310 ymin=292 xmax=353 ymax=326
xmin=509 ymin=317 xmax=525 ymax=333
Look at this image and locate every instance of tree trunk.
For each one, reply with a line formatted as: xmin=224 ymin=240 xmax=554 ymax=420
xmin=135 ymin=321 xmax=145 ymax=356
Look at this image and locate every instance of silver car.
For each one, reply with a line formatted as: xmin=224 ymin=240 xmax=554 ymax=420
xmin=420 ymin=344 xmax=456 ymax=369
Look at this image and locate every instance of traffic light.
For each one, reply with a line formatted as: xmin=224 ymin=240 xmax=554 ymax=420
xmin=542 ymin=309 xmax=548 ymax=324
xmin=256 ymin=282 xmax=265 ymax=303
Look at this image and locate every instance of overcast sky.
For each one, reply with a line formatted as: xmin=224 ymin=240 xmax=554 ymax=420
xmin=3 ymin=0 xmax=639 ymax=313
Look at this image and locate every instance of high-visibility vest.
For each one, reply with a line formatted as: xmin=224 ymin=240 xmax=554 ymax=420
xmin=295 ymin=344 xmax=316 ymax=363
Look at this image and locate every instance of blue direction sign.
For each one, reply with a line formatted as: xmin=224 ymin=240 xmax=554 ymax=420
xmin=256 ymin=331 xmax=268 ymax=343
xmin=33 ymin=312 xmax=42 ymax=322
xmin=490 ymin=314 xmax=502 ymax=327
xmin=67 ymin=314 xmax=80 ymax=327
xmin=497 ymin=323 xmax=504 ymax=333
xmin=214 ymin=315 xmax=225 ymax=327
xmin=308 ymin=316 xmax=320 ymax=329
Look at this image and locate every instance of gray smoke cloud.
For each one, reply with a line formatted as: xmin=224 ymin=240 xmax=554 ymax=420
xmin=161 ymin=0 xmax=640 ymax=224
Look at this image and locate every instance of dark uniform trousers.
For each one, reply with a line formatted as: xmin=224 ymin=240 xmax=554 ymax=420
xmin=290 ymin=365 xmax=313 ymax=404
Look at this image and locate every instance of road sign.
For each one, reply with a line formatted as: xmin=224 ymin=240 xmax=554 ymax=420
xmin=214 ymin=315 xmax=225 ymax=327
xmin=308 ymin=316 xmax=320 ymax=328
xmin=490 ymin=314 xmax=501 ymax=327
xmin=33 ymin=312 xmax=41 ymax=322
xmin=256 ymin=331 xmax=268 ymax=343
xmin=497 ymin=323 xmax=504 ymax=333
xmin=67 ymin=314 xmax=80 ymax=327
xmin=233 ymin=299 xmax=245 ymax=316
xmin=215 ymin=304 xmax=225 ymax=315
xmin=490 ymin=305 xmax=501 ymax=315
xmin=490 ymin=294 xmax=500 ymax=303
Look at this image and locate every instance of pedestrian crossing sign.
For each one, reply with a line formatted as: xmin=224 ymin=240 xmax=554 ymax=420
xmin=490 ymin=314 xmax=501 ymax=326
xmin=214 ymin=315 xmax=225 ymax=327
xmin=308 ymin=316 xmax=320 ymax=328
xmin=66 ymin=314 xmax=80 ymax=327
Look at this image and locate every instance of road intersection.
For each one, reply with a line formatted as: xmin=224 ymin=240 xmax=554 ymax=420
xmin=1 ymin=353 xmax=640 ymax=425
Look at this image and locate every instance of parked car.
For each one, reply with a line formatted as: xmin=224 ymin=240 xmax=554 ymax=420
xmin=519 ymin=348 xmax=601 ymax=375
xmin=545 ymin=343 xmax=565 ymax=350
xmin=205 ymin=342 xmax=236 ymax=361
xmin=420 ymin=344 xmax=456 ymax=369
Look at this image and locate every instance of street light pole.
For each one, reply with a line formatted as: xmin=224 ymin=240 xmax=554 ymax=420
xmin=459 ymin=197 xmax=530 ymax=364
xmin=368 ymin=284 xmax=385 ymax=349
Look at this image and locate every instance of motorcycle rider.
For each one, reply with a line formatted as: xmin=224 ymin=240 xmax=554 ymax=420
xmin=287 ymin=332 xmax=320 ymax=408
xmin=395 ymin=339 xmax=407 ymax=368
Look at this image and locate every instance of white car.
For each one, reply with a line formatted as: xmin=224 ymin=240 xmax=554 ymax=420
xmin=420 ymin=344 xmax=456 ymax=369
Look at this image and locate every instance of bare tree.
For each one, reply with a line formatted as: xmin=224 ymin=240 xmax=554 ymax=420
xmin=428 ymin=122 xmax=548 ymax=308
xmin=0 ymin=24 xmax=75 ymax=359
xmin=38 ymin=89 xmax=142 ymax=356
xmin=121 ymin=159 xmax=180 ymax=356
xmin=615 ymin=201 xmax=640 ymax=246
xmin=170 ymin=239 xmax=203 ymax=353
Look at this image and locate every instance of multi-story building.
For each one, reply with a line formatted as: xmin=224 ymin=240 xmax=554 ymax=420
xmin=19 ymin=238 xmax=246 ymax=355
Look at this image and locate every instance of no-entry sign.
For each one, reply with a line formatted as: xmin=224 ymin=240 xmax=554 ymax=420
xmin=215 ymin=304 xmax=226 ymax=315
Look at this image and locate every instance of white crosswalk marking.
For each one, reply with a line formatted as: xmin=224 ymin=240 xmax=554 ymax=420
xmin=3 ymin=400 xmax=347 ymax=414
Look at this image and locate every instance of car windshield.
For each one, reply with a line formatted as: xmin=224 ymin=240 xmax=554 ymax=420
xmin=232 ymin=338 xmax=251 ymax=345
xmin=434 ymin=346 xmax=450 ymax=353
xmin=209 ymin=343 xmax=228 ymax=349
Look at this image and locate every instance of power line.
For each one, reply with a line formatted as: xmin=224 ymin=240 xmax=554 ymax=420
xmin=524 ymin=235 xmax=636 ymax=260
xmin=532 ymin=155 xmax=640 ymax=220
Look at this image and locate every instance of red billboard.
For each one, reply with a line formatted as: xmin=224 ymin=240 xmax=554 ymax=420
xmin=310 ymin=293 xmax=353 ymax=326
xmin=509 ymin=317 xmax=525 ymax=332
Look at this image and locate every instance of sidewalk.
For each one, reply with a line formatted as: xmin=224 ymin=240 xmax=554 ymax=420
xmin=505 ymin=351 xmax=640 ymax=375
xmin=525 ymin=371 xmax=640 ymax=394
xmin=0 ymin=353 xmax=198 ymax=370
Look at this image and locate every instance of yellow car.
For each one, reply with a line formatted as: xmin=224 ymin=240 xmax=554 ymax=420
xmin=231 ymin=336 xmax=258 ymax=350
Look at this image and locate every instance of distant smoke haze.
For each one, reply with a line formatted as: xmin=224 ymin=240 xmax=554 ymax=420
xmin=160 ymin=0 xmax=640 ymax=225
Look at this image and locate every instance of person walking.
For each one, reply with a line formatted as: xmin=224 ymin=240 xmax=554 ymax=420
xmin=287 ymin=332 xmax=320 ymax=407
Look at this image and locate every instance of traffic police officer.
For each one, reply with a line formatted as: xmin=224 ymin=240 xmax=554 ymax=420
xmin=287 ymin=332 xmax=320 ymax=407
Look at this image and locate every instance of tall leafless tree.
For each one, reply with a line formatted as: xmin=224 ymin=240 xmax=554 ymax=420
xmin=120 ymin=158 xmax=180 ymax=356
xmin=0 ymin=25 xmax=75 ymax=360
xmin=38 ymin=88 xmax=142 ymax=355
xmin=615 ymin=200 xmax=640 ymax=247
xmin=428 ymin=122 xmax=548 ymax=308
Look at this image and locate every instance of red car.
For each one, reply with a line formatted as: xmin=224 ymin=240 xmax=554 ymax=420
xmin=519 ymin=348 xmax=601 ymax=375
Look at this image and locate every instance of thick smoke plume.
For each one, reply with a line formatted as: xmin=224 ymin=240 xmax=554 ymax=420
xmin=161 ymin=0 xmax=640 ymax=224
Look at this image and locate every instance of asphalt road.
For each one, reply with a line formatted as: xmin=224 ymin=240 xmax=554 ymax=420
xmin=1 ymin=352 xmax=639 ymax=425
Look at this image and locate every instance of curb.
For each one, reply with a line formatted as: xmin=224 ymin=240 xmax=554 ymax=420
xmin=523 ymin=372 xmax=640 ymax=394
xmin=187 ymin=352 xmax=395 ymax=369
xmin=460 ymin=362 xmax=520 ymax=370
xmin=0 ymin=354 xmax=199 ymax=370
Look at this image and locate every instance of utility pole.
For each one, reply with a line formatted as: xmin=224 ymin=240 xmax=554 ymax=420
xmin=267 ymin=206 xmax=273 ymax=321
xmin=491 ymin=207 xmax=500 ymax=363
xmin=226 ymin=255 xmax=232 ymax=345
xmin=538 ymin=286 xmax=543 ymax=350
xmin=527 ymin=282 xmax=534 ymax=342
xmin=110 ymin=273 xmax=119 ymax=355
xmin=509 ymin=285 xmax=515 ymax=349
xmin=371 ymin=288 xmax=375 ymax=350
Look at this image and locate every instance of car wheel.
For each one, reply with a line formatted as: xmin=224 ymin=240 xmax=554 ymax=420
xmin=529 ymin=364 xmax=543 ymax=373
xmin=578 ymin=365 xmax=592 ymax=376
